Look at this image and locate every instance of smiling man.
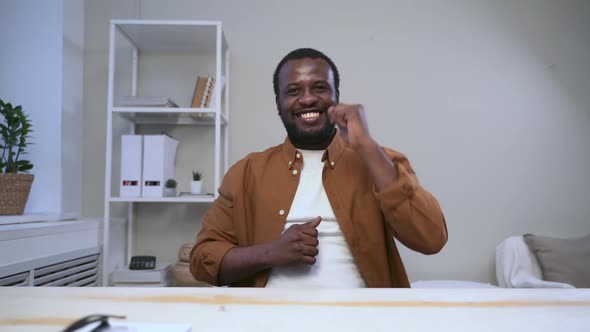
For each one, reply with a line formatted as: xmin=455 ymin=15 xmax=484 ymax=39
xmin=190 ymin=48 xmax=448 ymax=288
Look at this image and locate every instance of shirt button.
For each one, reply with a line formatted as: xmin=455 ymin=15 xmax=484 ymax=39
xmin=288 ymin=161 xmax=292 ymax=166
xmin=292 ymin=169 xmax=298 ymax=175
xmin=330 ymin=161 xmax=335 ymax=167
xmin=296 ymin=153 xmax=301 ymax=159
xmin=279 ymin=210 xmax=285 ymax=216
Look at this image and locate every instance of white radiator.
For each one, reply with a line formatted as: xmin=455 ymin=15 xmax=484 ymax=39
xmin=0 ymin=216 xmax=103 ymax=286
xmin=0 ymin=271 xmax=29 ymax=287
xmin=0 ymin=247 xmax=101 ymax=287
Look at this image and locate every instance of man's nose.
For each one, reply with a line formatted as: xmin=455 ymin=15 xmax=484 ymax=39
xmin=298 ymin=88 xmax=318 ymax=106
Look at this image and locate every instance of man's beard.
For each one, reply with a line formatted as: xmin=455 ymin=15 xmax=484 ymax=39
xmin=279 ymin=110 xmax=336 ymax=149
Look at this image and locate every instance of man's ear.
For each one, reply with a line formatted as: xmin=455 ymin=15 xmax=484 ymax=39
xmin=275 ymin=96 xmax=280 ymax=114
xmin=335 ymin=89 xmax=340 ymax=103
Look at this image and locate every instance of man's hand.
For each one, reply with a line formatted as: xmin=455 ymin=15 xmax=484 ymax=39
xmin=328 ymin=104 xmax=373 ymax=150
xmin=269 ymin=217 xmax=321 ymax=266
xmin=216 ymin=217 xmax=320 ymax=285
xmin=329 ymin=103 xmax=399 ymax=190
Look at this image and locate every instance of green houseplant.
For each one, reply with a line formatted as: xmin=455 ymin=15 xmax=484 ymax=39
xmin=190 ymin=171 xmax=203 ymax=194
xmin=164 ymin=178 xmax=177 ymax=197
xmin=0 ymin=99 xmax=34 ymax=215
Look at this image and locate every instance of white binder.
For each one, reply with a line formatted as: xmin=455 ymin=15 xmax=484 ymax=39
xmin=142 ymin=135 xmax=179 ymax=197
xmin=119 ymin=135 xmax=143 ymax=197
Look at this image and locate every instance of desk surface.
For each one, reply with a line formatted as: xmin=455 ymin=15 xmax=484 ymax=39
xmin=1 ymin=287 xmax=589 ymax=331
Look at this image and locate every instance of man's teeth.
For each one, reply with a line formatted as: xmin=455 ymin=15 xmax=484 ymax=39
xmin=300 ymin=112 xmax=320 ymax=119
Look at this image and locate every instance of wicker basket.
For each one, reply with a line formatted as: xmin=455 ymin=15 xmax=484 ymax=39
xmin=0 ymin=173 xmax=34 ymax=215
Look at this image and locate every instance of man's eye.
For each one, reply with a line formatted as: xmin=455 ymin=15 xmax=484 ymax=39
xmin=286 ymin=88 xmax=299 ymax=95
xmin=313 ymin=86 xmax=328 ymax=92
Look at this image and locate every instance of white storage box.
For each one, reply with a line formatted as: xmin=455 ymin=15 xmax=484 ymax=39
xmin=120 ymin=135 xmax=143 ymax=197
xmin=141 ymin=135 xmax=179 ymax=197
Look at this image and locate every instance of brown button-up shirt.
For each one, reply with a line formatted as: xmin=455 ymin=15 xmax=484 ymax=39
xmin=190 ymin=135 xmax=448 ymax=287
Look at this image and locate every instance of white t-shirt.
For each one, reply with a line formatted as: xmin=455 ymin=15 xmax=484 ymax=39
xmin=265 ymin=149 xmax=366 ymax=288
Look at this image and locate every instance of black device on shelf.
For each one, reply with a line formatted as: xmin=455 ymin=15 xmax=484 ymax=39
xmin=129 ymin=255 xmax=156 ymax=270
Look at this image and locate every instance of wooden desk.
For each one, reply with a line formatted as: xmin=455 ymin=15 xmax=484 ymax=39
xmin=1 ymin=288 xmax=589 ymax=331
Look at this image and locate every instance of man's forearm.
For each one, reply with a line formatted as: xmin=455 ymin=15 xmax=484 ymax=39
xmin=356 ymin=138 xmax=399 ymax=191
xmin=218 ymin=242 xmax=275 ymax=285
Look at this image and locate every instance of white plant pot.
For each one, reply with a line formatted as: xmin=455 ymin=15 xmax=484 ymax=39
xmin=163 ymin=188 xmax=177 ymax=197
xmin=190 ymin=181 xmax=203 ymax=194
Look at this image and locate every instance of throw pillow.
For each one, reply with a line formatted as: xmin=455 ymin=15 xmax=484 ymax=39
xmin=523 ymin=233 xmax=590 ymax=288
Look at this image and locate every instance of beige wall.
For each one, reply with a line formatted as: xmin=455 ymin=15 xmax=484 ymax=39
xmin=83 ymin=0 xmax=590 ymax=283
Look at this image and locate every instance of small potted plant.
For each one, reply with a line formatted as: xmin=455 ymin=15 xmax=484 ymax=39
xmin=190 ymin=171 xmax=203 ymax=194
xmin=164 ymin=178 xmax=177 ymax=197
xmin=0 ymin=99 xmax=34 ymax=215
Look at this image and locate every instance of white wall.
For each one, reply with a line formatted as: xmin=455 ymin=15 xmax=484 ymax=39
xmin=62 ymin=0 xmax=86 ymax=215
xmin=0 ymin=0 xmax=85 ymax=216
xmin=83 ymin=0 xmax=590 ymax=283
xmin=0 ymin=1 xmax=64 ymax=214
xmin=82 ymin=0 xmax=141 ymax=218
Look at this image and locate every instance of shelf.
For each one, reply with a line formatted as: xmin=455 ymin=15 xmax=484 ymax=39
xmin=113 ymin=20 xmax=220 ymax=53
xmin=104 ymin=19 xmax=230 ymax=286
xmin=112 ymin=107 xmax=228 ymax=125
xmin=110 ymin=196 xmax=215 ymax=203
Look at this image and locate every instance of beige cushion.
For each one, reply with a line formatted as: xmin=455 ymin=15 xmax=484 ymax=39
xmin=523 ymin=234 xmax=590 ymax=288
xmin=178 ymin=242 xmax=195 ymax=262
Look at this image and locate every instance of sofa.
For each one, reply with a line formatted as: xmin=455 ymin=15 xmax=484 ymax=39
xmin=496 ymin=234 xmax=590 ymax=288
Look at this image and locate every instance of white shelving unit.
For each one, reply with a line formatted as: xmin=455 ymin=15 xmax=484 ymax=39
xmin=102 ymin=20 xmax=230 ymax=285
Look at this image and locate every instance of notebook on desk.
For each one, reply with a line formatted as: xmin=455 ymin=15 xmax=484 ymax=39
xmin=75 ymin=321 xmax=191 ymax=332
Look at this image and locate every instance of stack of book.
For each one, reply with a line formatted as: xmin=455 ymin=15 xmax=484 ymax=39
xmin=190 ymin=76 xmax=216 ymax=108
xmin=178 ymin=192 xmax=214 ymax=198
xmin=111 ymin=263 xmax=173 ymax=287
xmin=190 ymin=75 xmax=227 ymax=121
xmin=118 ymin=96 xmax=179 ymax=108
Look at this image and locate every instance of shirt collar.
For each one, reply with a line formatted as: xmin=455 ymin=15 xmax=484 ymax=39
xmin=281 ymin=132 xmax=345 ymax=170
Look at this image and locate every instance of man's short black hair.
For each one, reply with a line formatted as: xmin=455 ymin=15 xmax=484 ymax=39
xmin=273 ymin=48 xmax=340 ymax=99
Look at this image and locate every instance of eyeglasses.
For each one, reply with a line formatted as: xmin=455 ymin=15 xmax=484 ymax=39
xmin=62 ymin=314 xmax=126 ymax=332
